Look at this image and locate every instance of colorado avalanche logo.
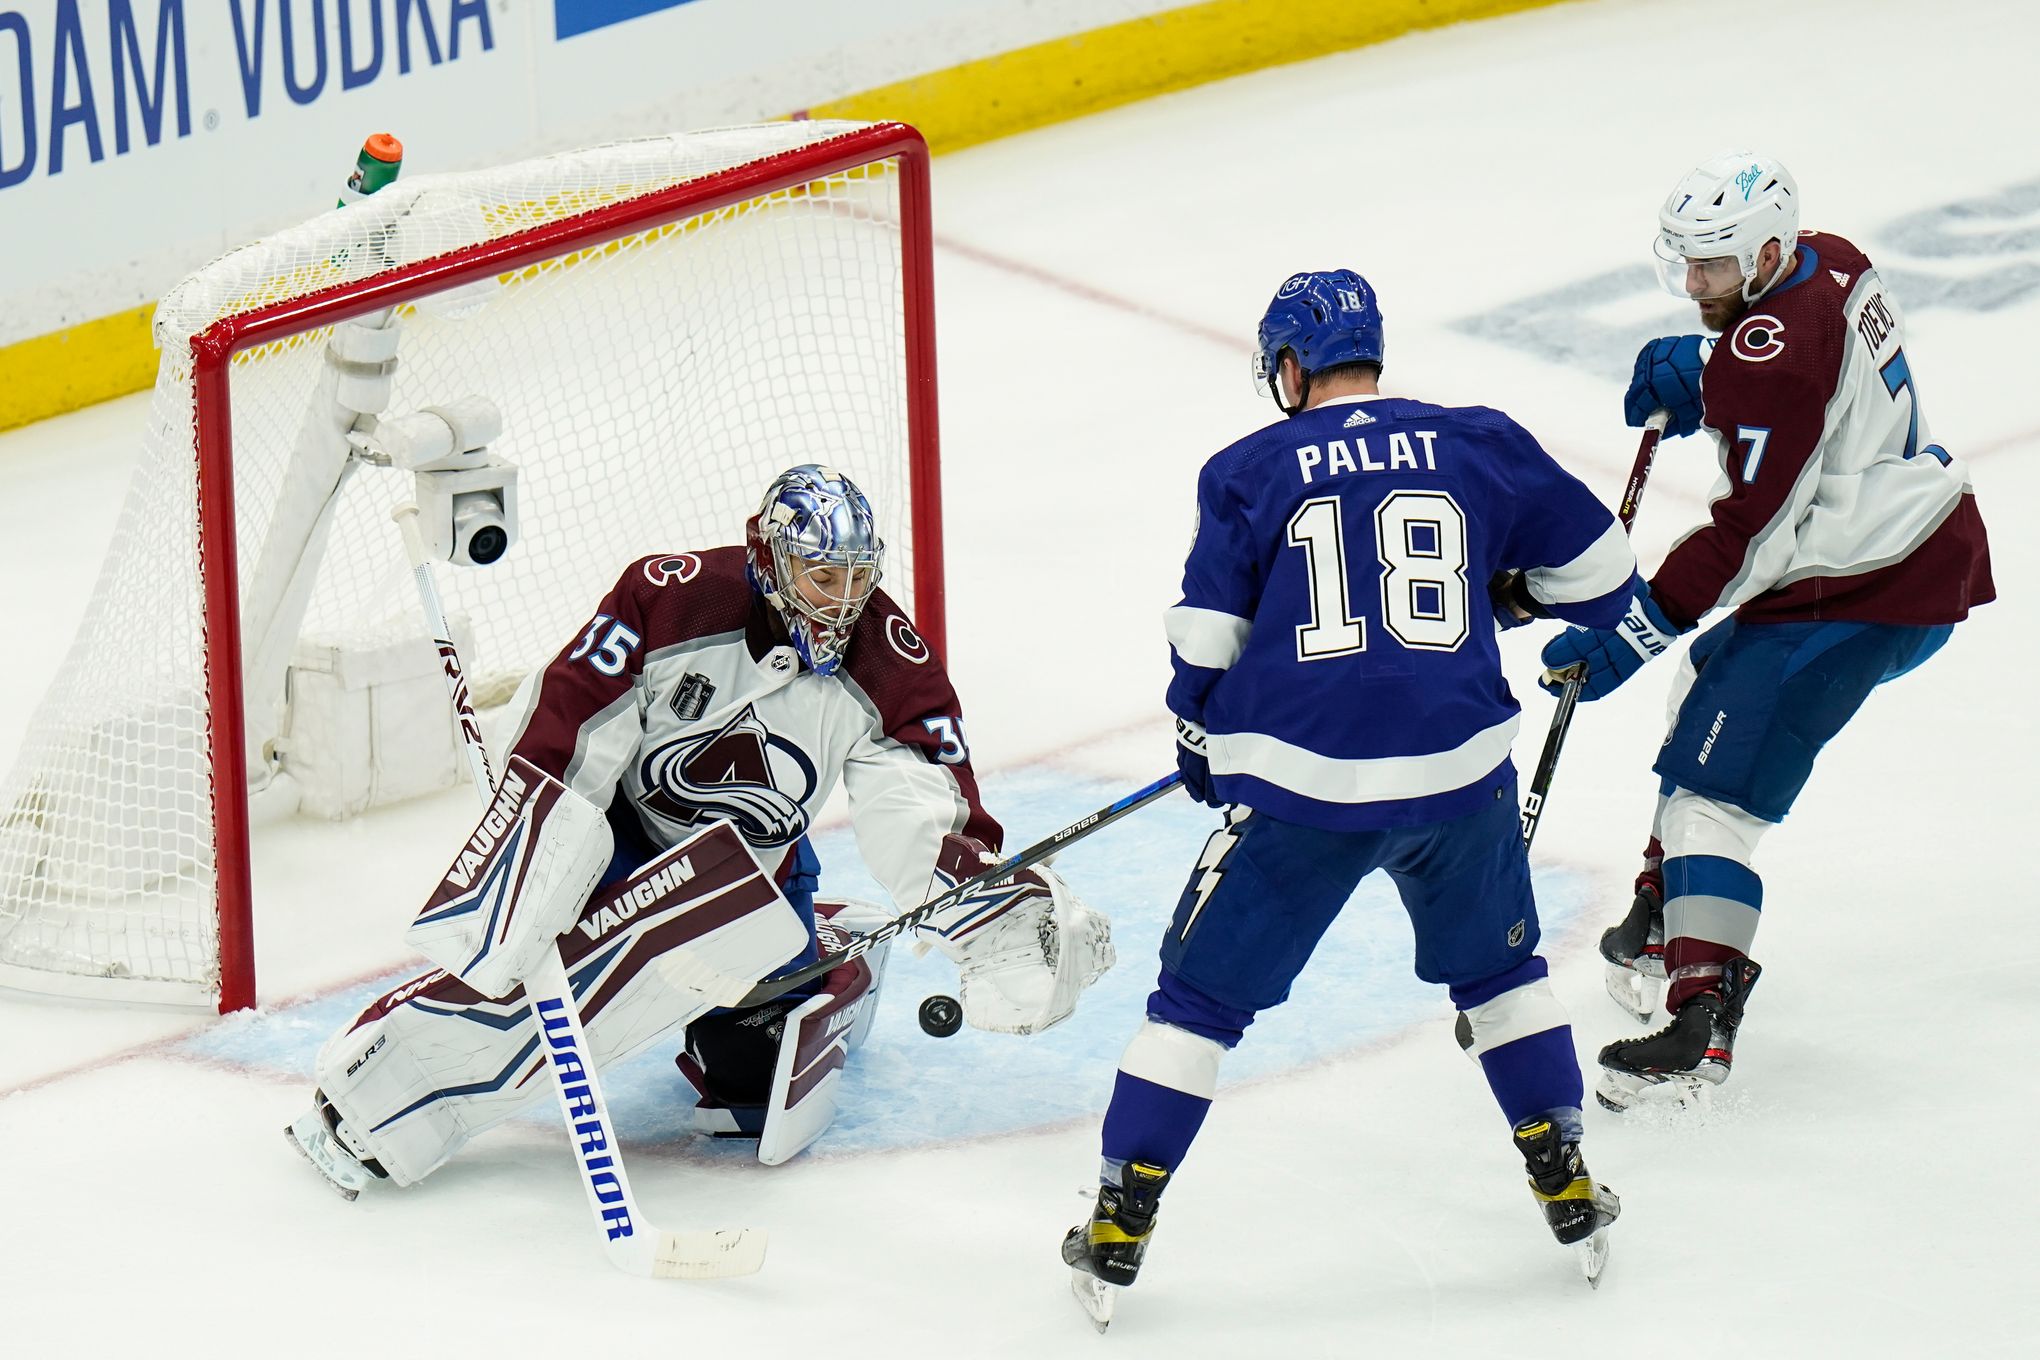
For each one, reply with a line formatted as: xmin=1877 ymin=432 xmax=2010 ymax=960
xmin=637 ymin=703 xmax=818 ymax=846
xmin=642 ymin=554 xmax=702 ymax=587
xmin=1730 ymin=314 xmax=1786 ymax=363
xmin=886 ymin=615 xmax=930 ymax=666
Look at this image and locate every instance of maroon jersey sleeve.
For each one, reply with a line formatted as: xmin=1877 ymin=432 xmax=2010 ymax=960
xmin=1649 ymin=304 xmax=1844 ymax=629
xmin=506 ymin=550 xmax=751 ymax=801
xmin=838 ymin=593 xmax=1006 ymax=910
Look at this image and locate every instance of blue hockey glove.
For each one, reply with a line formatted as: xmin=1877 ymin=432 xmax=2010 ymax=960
xmin=1174 ymin=717 xmax=1221 ymax=807
xmin=1625 ymin=336 xmax=1713 ymax=437
xmin=1538 ymin=578 xmax=1687 ymax=701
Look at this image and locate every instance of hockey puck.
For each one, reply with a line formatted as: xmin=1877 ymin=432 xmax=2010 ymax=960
xmin=917 ymin=994 xmax=963 ymax=1038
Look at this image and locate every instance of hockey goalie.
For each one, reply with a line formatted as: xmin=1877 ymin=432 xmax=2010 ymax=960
xmin=288 ymin=465 xmax=1114 ymax=1196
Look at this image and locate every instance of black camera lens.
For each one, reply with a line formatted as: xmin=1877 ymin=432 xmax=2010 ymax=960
xmin=467 ymin=524 xmax=509 ymax=566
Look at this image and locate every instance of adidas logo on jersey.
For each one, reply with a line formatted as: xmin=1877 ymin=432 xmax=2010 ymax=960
xmin=1342 ymin=408 xmax=1375 ymax=428
xmin=1830 ymin=270 xmax=1852 ymax=288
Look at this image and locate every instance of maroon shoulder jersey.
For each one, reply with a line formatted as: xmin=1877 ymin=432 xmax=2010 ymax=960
xmin=500 ymin=546 xmax=1001 ymax=912
xmin=1651 ymin=231 xmax=1993 ymax=629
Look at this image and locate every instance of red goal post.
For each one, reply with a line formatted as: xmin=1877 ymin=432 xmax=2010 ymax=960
xmin=0 ymin=121 xmax=943 ymax=1013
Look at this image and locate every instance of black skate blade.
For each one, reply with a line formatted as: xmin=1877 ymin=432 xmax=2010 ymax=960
xmin=1069 ymin=1269 xmax=1115 ymax=1332
xmin=1602 ymin=960 xmax=1661 ymax=1023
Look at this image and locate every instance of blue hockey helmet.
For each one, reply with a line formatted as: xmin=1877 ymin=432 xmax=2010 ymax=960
xmin=745 ymin=465 xmax=884 ymax=677
xmin=1253 ymin=270 xmax=1385 ymax=415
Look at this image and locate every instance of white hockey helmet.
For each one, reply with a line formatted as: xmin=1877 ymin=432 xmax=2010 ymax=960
xmin=1653 ymin=152 xmax=1800 ymax=302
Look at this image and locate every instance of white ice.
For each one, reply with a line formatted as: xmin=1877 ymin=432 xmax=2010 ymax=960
xmin=3 ymin=0 xmax=2035 ymax=1354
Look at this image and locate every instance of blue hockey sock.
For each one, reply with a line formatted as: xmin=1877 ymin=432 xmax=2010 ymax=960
xmin=1098 ymin=1019 xmax=1229 ymax=1179
xmin=1452 ymin=957 xmax=1585 ymax=1127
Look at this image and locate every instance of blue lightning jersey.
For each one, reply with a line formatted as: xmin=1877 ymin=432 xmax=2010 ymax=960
xmin=1167 ymin=395 xmax=1635 ymax=830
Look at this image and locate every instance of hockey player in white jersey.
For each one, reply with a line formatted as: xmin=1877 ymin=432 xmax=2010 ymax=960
xmin=1541 ymin=154 xmax=1994 ymax=1108
xmin=288 ymin=466 xmax=1113 ymax=1193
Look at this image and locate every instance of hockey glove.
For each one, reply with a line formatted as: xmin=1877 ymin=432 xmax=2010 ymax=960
xmin=918 ymin=836 xmax=1115 ymax=1034
xmin=1538 ymin=577 xmax=1687 ymax=701
xmin=1625 ymin=336 xmax=1713 ymax=437
xmin=1174 ymin=716 xmax=1221 ymax=806
xmin=1488 ymin=571 xmax=1548 ymax=631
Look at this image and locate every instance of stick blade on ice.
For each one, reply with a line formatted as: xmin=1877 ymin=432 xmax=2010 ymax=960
xmin=641 ymin=1228 xmax=768 ymax=1279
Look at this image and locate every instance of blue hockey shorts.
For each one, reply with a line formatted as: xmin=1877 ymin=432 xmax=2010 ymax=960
xmin=1654 ymin=618 xmax=1953 ymax=823
xmin=1156 ymin=777 xmax=1539 ymax=1020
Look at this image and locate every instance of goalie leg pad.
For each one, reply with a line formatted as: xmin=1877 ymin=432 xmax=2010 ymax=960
xmin=405 ymin=754 xmax=613 ymax=999
xmin=675 ymin=899 xmax=891 ymax=1160
xmin=316 ymin=821 xmax=809 ymax=1186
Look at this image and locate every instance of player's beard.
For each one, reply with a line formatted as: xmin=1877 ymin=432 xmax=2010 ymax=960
xmin=1696 ymin=291 xmax=1748 ymax=334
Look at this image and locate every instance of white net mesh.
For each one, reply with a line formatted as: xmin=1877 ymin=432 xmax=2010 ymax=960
xmin=0 ymin=122 xmax=924 ymax=1005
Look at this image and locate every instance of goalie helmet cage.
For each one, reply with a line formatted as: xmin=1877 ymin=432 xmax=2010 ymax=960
xmin=0 ymin=121 xmax=943 ymax=1014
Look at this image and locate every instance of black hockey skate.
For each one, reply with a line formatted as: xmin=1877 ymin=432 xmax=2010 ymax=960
xmin=1599 ymin=883 xmax=1665 ymax=1022
xmin=1062 ymin=1162 xmax=1169 ymax=1332
xmin=1512 ymin=1117 xmax=1620 ymax=1287
xmin=1597 ymin=958 xmax=1762 ymax=1112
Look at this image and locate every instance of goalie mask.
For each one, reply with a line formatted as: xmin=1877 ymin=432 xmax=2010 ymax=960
xmin=746 ymin=465 xmax=884 ymax=677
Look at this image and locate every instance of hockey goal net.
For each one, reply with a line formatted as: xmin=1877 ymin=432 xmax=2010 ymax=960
xmin=0 ymin=121 xmax=941 ymax=1013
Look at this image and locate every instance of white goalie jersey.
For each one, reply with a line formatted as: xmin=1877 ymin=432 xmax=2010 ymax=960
xmin=500 ymin=546 xmax=1005 ymax=916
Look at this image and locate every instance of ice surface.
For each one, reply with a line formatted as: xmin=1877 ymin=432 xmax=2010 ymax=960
xmin=2 ymin=0 xmax=2034 ymax=1354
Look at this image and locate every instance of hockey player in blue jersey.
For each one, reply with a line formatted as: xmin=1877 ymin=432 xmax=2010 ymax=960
xmin=1062 ymin=271 xmax=1637 ymax=1327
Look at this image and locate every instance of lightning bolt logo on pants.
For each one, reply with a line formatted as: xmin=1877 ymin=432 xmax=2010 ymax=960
xmin=1180 ymin=807 xmax=1251 ymax=942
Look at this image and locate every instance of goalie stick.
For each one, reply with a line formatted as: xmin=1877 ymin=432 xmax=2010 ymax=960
xmin=394 ymin=504 xmax=766 ymax=1280
xmin=736 ymin=771 xmax=1186 ymax=1010
xmin=1519 ymin=409 xmax=1669 ymax=852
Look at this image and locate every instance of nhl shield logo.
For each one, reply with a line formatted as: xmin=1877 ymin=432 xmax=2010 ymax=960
xmin=1507 ymin=919 xmax=1526 ymax=948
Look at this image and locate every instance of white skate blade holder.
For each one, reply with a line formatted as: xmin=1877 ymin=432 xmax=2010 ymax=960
xmin=1595 ymin=1066 xmax=1716 ymax=1114
xmin=285 ymin=1110 xmax=374 ymax=1202
xmin=1603 ymin=959 xmax=1663 ymax=1023
xmin=1070 ymin=1270 xmax=1116 ymax=1332
xmin=1577 ymin=1228 xmax=1612 ymax=1289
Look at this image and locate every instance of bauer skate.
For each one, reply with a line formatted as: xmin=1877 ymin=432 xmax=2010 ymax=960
xmin=1512 ymin=1117 xmax=1620 ymax=1287
xmin=284 ymin=1090 xmax=386 ymax=1201
xmin=1599 ymin=884 xmax=1665 ymax=1022
xmin=1062 ymin=1162 xmax=1169 ymax=1332
xmin=1597 ymin=958 xmax=1762 ymax=1112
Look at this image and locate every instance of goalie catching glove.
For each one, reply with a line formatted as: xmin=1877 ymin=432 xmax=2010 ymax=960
xmin=915 ymin=834 xmax=1115 ymax=1035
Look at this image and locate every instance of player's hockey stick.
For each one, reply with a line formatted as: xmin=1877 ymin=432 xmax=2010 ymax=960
xmin=395 ymin=505 xmax=766 ymax=1280
xmin=735 ymin=771 xmax=1186 ymax=1009
xmin=1519 ymin=409 xmax=1669 ymax=851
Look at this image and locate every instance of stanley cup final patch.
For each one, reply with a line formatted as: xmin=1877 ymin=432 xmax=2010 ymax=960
xmin=672 ymin=672 xmax=717 ymax=722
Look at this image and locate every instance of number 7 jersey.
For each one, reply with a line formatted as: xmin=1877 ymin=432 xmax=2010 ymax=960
xmin=1649 ymin=231 xmax=1994 ymax=631
xmin=1167 ymin=395 xmax=1635 ymax=831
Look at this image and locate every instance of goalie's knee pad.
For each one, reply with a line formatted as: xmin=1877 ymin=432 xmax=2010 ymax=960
xmin=676 ymin=899 xmax=891 ymax=1164
xmin=314 ymin=820 xmax=808 ymax=1186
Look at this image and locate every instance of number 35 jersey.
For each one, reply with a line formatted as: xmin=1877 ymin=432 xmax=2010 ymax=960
xmin=1654 ymin=231 xmax=1994 ymax=631
xmin=499 ymin=547 xmax=1001 ymax=913
xmin=1167 ymin=396 xmax=1633 ymax=831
